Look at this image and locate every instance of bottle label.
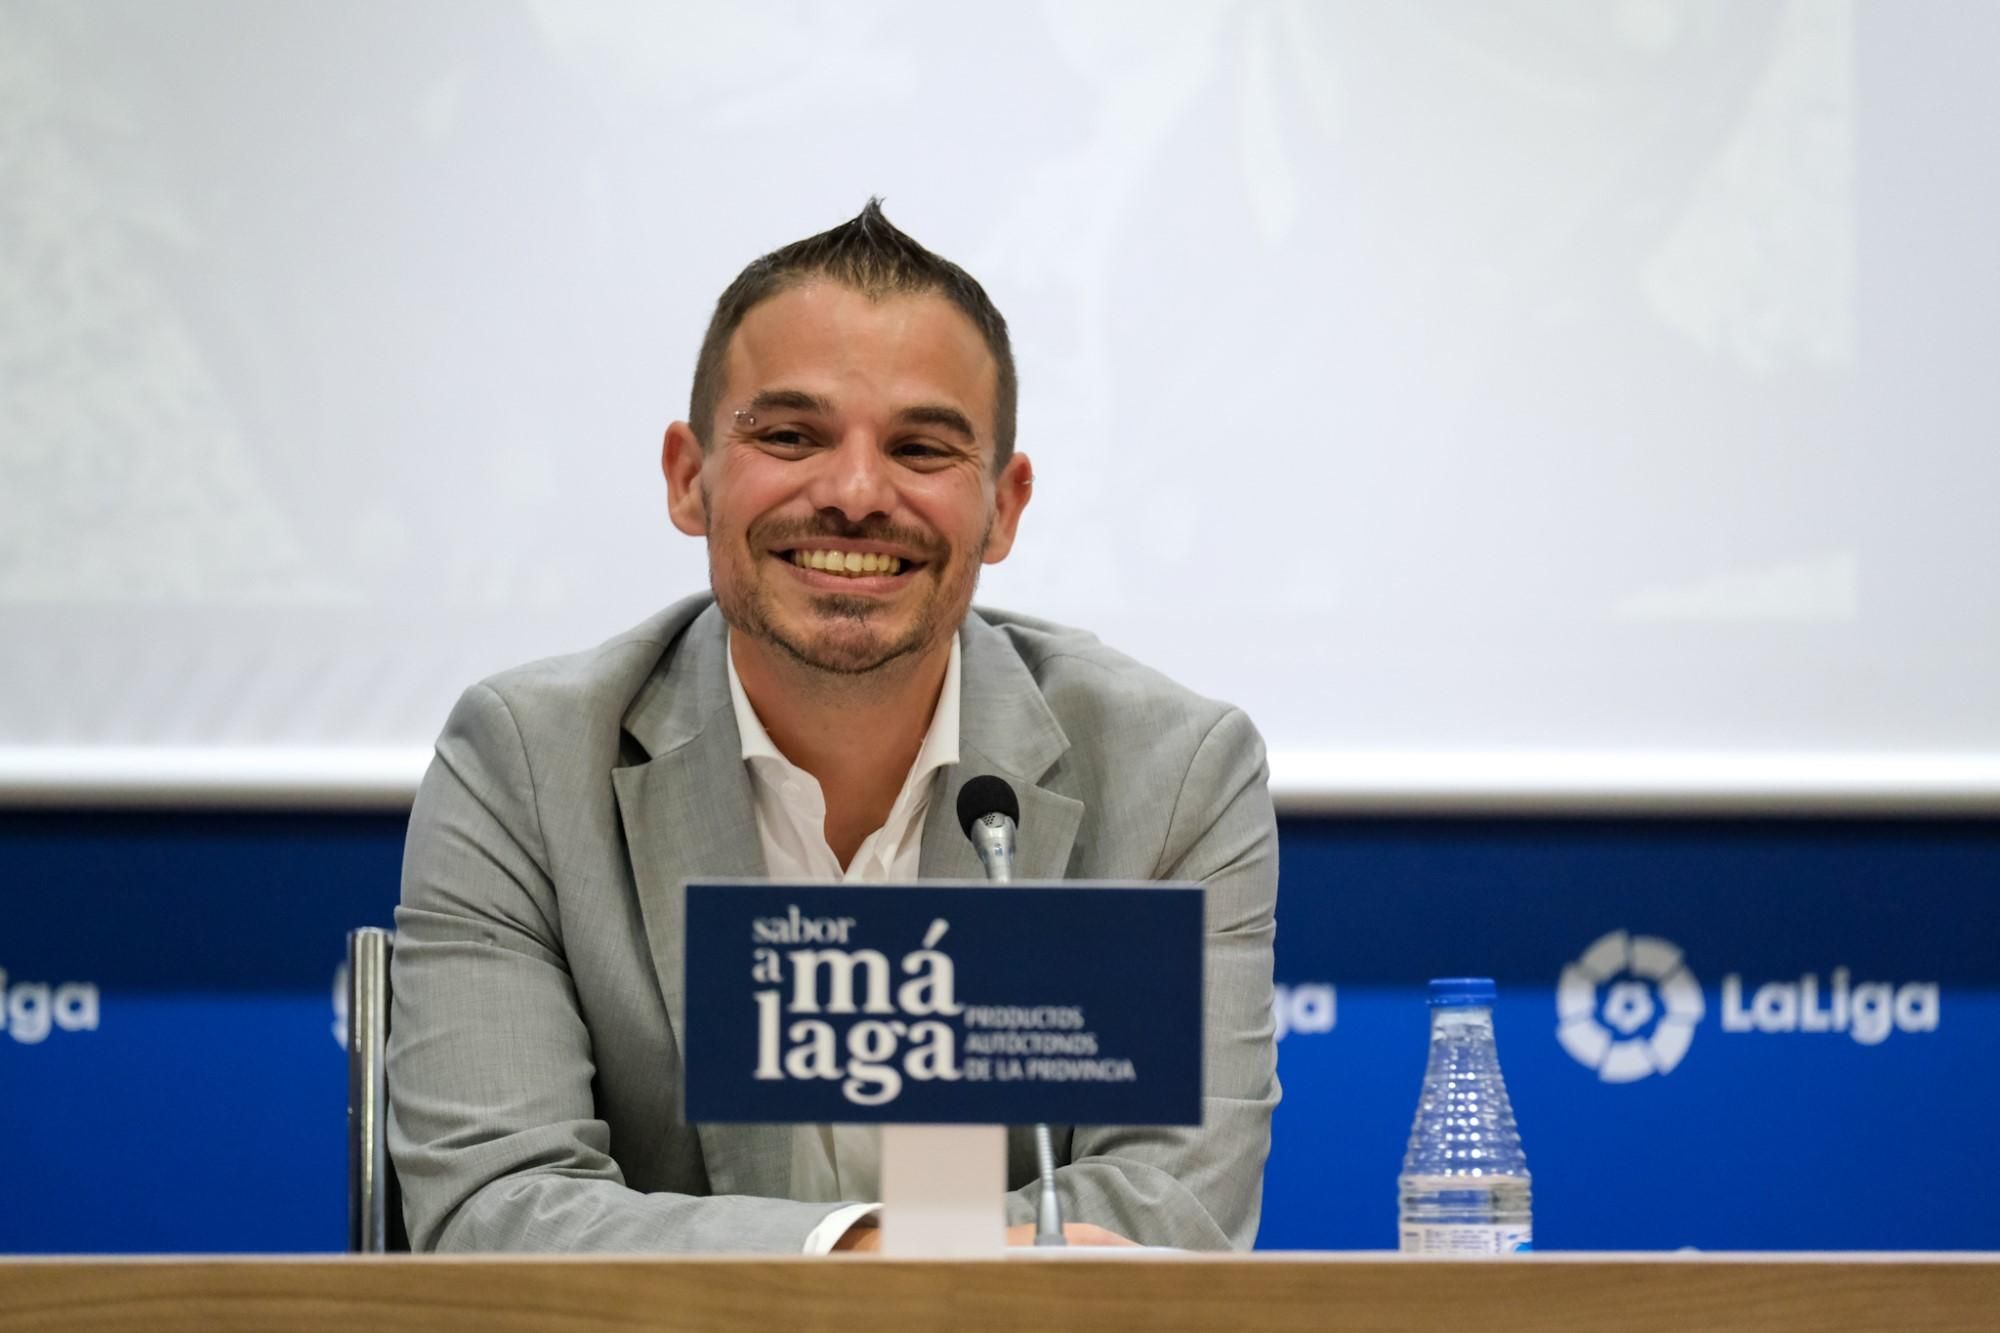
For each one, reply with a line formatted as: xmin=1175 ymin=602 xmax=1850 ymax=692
xmin=1398 ymin=1223 xmax=1532 ymax=1256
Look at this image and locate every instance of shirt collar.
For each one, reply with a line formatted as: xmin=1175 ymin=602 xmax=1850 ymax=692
xmin=726 ymin=632 xmax=962 ymax=782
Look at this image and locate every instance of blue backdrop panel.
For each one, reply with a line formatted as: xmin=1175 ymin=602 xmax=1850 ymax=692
xmin=0 ymin=812 xmax=404 ymax=1254
xmin=1262 ymin=818 xmax=2000 ymax=1252
xmin=1 ymin=811 xmax=1995 ymax=1253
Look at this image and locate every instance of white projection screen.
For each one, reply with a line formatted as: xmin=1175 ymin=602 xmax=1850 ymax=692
xmin=3 ymin=1 xmax=1998 ymax=810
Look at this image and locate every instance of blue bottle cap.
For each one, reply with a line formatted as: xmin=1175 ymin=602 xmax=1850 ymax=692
xmin=1427 ymin=977 xmax=1496 ymax=1007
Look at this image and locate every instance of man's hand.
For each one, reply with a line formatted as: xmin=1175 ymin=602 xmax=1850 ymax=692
xmin=831 ymin=1223 xmax=879 ymax=1252
xmin=833 ymin=1221 xmax=1136 ymax=1252
xmin=1007 ymin=1222 xmax=1137 ymax=1247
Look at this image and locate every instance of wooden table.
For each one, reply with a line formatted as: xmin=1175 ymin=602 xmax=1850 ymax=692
xmin=2 ymin=1253 xmax=1994 ymax=1332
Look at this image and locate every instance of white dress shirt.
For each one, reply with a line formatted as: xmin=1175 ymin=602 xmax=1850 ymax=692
xmin=724 ymin=634 xmax=962 ymax=1253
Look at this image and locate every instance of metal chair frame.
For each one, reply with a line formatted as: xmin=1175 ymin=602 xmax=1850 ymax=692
xmin=346 ymin=926 xmax=408 ymax=1252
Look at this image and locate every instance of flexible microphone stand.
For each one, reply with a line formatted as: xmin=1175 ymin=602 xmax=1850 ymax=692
xmin=957 ymin=776 xmax=1066 ymax=1247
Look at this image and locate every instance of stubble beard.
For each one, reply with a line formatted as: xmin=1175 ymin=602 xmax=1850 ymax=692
xmin=709 ymin=512 xmax=990 ymax=682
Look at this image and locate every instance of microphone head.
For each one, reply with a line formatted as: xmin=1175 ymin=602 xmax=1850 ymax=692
xmin=956 ymin=775 xmax=1021 ymax=838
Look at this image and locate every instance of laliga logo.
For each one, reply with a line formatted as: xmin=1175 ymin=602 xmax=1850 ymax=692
xmin=1557 ymin=930 xmax=1704 ymax=1083
xmin=0 ymin=964 xmax=101 ymax=1046
xmin=1559 ymin=931 xmax=1943 ymax=1082
xmin=751 ymin=907 xmax=963 ymax=1106
xmin=1720 ymin=967 xmax=1938 ymax=1045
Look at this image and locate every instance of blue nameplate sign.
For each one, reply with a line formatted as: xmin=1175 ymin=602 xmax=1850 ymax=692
xmin=683 ymin=880 xmax=1203 ymax=1125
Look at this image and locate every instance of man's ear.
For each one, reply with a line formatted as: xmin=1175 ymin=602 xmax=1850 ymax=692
xmin=663 ymin=421 xmax=708 ymax=537
xmin=981 ymin=451 xmax=1034 ymax=565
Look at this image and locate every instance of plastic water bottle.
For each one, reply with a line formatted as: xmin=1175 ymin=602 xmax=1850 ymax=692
xmin=1398 ymin=977 xmax=1532 ymax=1254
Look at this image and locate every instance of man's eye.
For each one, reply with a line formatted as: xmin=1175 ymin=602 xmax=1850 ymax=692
xmin=761 ymin=430 xmax=814 ymax=449
xmin=894 ymin=441 xmax=952 ymax=462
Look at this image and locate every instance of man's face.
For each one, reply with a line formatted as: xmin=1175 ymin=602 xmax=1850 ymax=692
xmin=664 ymin=282 xmax=1031 ymax=678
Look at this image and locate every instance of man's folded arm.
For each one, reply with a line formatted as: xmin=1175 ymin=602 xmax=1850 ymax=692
xmin=388 ymin=682 xmax=849 ymax=1254
xmin=1004 ymin=706 xmax=1281 ymax=1250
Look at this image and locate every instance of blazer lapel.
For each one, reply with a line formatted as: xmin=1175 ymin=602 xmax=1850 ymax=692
xmin=611 ymin=606 xmax=792 ymax=1195
xmin=919 ymin=612 xmax=1084 ymax=881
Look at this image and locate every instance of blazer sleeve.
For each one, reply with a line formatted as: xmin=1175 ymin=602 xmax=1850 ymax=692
xmin=1004 ymin=705 xmax=1280 ymax=1249
xmin=388 ymin=683 xmax=851 ymax=1253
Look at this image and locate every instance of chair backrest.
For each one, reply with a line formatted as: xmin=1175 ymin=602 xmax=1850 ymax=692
xmin=346 ymin=926 xmax=408 ymax=1252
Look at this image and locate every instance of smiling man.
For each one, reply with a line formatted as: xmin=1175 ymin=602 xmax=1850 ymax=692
xmin=388 ymin=201 xmax=1279 ymax=1255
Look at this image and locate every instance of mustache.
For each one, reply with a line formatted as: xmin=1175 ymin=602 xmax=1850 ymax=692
xmin=750 ymin=514 xmax=946 ymax=560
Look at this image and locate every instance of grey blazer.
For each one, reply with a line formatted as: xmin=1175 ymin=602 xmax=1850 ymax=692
xmin=389 ymin=595 xmax=1279 ymax=1253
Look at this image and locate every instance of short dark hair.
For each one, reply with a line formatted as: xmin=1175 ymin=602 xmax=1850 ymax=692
xmin=687 ymin=199 xmax=1018 ymax=469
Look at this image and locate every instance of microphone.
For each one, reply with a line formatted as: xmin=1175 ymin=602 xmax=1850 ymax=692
xmin=954 ymin=775 xmax=1064 ymax=1246
xmin=955 ymin=775 xmax=1020 ymax=885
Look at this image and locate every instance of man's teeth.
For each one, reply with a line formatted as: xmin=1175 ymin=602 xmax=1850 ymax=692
xmin=790 ymin=549 xmax=905 ymax=576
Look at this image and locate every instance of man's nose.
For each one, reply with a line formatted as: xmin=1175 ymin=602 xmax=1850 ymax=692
xmin=807 ymin=433 xmax=897 ymax=522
